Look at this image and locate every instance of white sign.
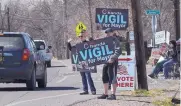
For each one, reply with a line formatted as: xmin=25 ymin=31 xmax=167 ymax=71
xmin=129 ymin=31 xmax=134 ymax=41
xmin=155 ymin=31 xmax=166 ymax=44
xmin=117 ymin=51 xmax=136 ymax=91
xmin=117 ymin=62 xmax=135 ymax=91
xmin=166 ymin=31 xmax=170 ymax=45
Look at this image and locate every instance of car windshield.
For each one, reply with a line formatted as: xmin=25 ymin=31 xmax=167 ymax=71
xmin=0 ymin=36 xmax=24 ymax=51
xmin=34 ymin=41 xmax=45 ymax=49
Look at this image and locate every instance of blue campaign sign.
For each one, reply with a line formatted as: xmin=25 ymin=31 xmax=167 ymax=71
xmin=95 ymin=8 xmax=128 ymax=30
xmin=71 ymin=47 xmax=97 ymax=73
xmin=146 ymin=10 xmax=160 ymax=15
xmin=76 ymin=36 xmax=115 ymax=67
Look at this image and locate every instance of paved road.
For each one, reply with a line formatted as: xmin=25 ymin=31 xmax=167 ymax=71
xmin=0 ymin=60 xmax=104 ymax=106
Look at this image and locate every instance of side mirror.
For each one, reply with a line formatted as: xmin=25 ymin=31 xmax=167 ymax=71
xmin=37 ymin=47 xmax=41 ymax=51
xmin=48 ymin=46 xmax=52 ymax=49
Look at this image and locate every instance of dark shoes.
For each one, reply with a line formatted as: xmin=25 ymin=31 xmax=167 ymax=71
xmin=107 ymin=94 xmax=116 ymax=100
xmin=92 ymin=91 xmax=96 ymax=95
xmin=80 ymin=91 xmax=89 ymax=95
xmin=148 ymin=74 xmax=157 ymax=79
xmin=80 ymin=91 xmax=96 ymax=95
xmin=97 ymin=94 xmax=108 ymax=99
xmin=97 ymin=94 xmax=116 ymax=100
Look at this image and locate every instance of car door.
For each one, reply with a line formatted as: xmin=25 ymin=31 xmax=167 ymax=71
xmin=28 ymin=38 xmax=41 ymax=76
xmin=30 ymin=39 xmax=45 ymax=76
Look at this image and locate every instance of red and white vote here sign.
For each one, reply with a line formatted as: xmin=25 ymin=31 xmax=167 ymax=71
xmin=117 ymin=54 xmax=135 ymax=91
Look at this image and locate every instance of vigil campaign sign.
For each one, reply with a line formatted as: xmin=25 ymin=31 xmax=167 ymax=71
xmin=71 ymin=47 xmax=97 ymax=73
xmin=95 ymin=8 xmax=128 ymax=30
xmin=76 ymin=36 xmax=115 ymax=67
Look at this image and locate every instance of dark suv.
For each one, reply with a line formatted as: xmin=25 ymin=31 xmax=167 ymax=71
xmin=0 ymin=32 xmax=47 ymax=90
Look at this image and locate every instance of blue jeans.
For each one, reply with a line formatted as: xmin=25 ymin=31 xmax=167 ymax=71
xmin=163 ymin=59 xmax=177 ymax=78
xmin=80 ymin=72 xmax=96 ymax=92
xmin=150 ymin=59 xmax=168 ymax=75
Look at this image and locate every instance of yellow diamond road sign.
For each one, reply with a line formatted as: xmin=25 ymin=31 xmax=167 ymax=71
xmin=75 ymin=22 xmax=87 ymax=36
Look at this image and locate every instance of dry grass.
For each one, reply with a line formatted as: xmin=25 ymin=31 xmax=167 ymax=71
xmin=131 ymin=89 xmax=164 ymax=97
xmin=152 ymin=98 xmax=173 ymax=106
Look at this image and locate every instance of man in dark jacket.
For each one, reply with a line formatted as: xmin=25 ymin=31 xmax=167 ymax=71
xmin=67 ymin=30 xmax=96 ymax=95
xmin=98 ymin=28 xmax=122 ymax=100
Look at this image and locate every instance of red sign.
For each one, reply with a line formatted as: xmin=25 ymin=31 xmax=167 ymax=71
xmin=117 ymin=76 xmax=134 ymax=87
xmin=118 ymin=58 xmax=132 ymax=61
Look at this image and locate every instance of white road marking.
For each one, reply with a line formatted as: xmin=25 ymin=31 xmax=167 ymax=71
xmin=4 ymin=60 xmax=104 ymax=106
xmin=5 ymin=92 xmax=82 ymax=106
xmin=6 ymin=89 xmax=104 ymax=106
xmin=56 ymin=76 xmax=68 ymax=83
xmin=56 ymin=75 xmax=78 ymax=83
xmin=53 ymin=60 xmax=72 ymax=70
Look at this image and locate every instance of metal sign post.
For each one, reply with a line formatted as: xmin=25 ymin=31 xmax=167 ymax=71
xmin=146 ymin=10 xmax=160 ymax=47
xmin=152 ymin=15 xmax=157 ymax=47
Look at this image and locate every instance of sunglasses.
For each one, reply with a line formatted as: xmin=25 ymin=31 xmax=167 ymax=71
xmin=79 ymin=36 xmax=83 ymax=38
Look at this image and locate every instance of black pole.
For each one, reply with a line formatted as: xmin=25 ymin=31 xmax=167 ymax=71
xmin=131 ymin=0 xmax=148 ymax=90
xmin=7 ymin=7 xmax=10 ymax=32
xmin=174 ymin=0 xmax=180 ymax=40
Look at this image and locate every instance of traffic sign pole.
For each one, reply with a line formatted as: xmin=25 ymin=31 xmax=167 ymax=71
xmin=152 ymin=15 xmax=157 ymax=47
xmin=146 ymin=10 xmax=160 ymax=47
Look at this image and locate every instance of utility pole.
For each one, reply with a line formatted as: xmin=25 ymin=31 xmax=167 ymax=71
xmin=88 ymin=0 xmax=93 ymax=38
xmin=7 ymin=7 xmax=10 ymax=32
xmin=180 ymin=0 xmax=181 ymax=39
xmin=0 ymin=3 xmax=3 ymax=33
xmin=174 ymin=0 xmax=180 ymax=40
xmin=131 ymin=0 xmax=148 ymax=90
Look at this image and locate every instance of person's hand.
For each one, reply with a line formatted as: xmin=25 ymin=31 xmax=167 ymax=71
xmin=67 ymin=38 xmax=72 ymax=43
xmin=108 ymin=59 xmax=114 ymax=63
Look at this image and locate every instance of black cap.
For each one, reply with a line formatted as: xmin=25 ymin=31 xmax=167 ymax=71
xmin=105 ymin=28 xmax=113 ymax=33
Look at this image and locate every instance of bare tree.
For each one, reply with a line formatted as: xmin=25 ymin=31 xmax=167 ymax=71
xmin=0 ymin=0 xmax=176 ymax=59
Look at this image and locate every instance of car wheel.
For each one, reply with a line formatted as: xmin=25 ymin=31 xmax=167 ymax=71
xmin=38 ymin=66 xmax=47 ymax=88
xmin=26 ymin=67 xmax=36 ymax=90
xmin=47 ymin=61 xmax=51 ymax=67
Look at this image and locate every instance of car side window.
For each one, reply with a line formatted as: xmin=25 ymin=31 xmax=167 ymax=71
xmin=24 ymin=35 xmax=32 ymax=50
xmin=29 ymin=38 xmax=37 ymax=51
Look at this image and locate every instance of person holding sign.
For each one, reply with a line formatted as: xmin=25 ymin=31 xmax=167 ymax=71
xmin=67 ymin=30 xmax=96 ymax=95
xmin=98 ymin=28 xmax=122 ymax=100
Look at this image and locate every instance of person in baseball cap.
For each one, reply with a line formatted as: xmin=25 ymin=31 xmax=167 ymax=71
xmin=98 ymin=28 xmax=122 ymax=100
xmin=105 ymin=28 xmax=114 ymax=34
